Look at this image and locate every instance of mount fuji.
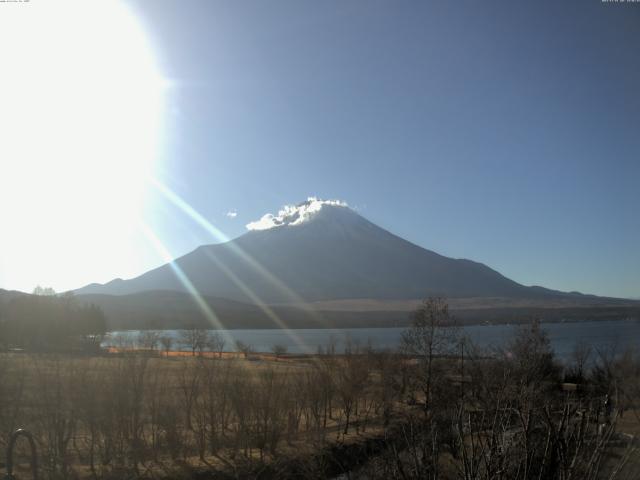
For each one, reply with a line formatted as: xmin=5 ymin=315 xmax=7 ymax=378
xmin=77 ymin=199 xmax=593 ymax=302
xmin=73 ymin=199 xmax=638 ymax=329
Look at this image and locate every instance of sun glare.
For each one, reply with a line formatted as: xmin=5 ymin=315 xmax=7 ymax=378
xmin=0 ymin=1 xmax=165 ymax=292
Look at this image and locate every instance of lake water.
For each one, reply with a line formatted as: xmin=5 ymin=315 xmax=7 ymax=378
xmin=107 ymin=319 xmax=640 ymax=361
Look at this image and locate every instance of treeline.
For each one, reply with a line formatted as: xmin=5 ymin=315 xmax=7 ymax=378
xmin=0 ymin=293 xmax=106 ymax=351
xmin=0 ymin=298 xmax=637 ymax=479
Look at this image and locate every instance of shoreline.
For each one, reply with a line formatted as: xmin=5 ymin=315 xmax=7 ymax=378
xmin=105 ymin=315 xmax=640 ymax=335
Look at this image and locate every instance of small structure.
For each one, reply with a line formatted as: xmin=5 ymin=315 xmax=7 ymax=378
xmin=5 ymin=428 xmax=38 ymax=480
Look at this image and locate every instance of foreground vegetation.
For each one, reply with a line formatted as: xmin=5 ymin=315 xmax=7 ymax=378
xmin=0 ymin=292 xmax=106 ymax=352
xmin=0 ymin=298 xmax=638 ymax=479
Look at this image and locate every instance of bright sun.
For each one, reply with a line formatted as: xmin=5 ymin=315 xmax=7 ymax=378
xmin=0 ymin=1 xmax=165 ymax=292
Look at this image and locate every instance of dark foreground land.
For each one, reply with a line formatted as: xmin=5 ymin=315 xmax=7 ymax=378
xmin=1 ymin=321 xmax=640 ymax=480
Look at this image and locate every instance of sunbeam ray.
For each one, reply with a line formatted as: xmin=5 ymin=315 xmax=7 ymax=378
xmin=199 ymin=249 xmax=311 ymax=352
xmin=150 ymin=178 xmax=330 ymax=328
xmin=140 ymin=223 xmax=236 ymax=349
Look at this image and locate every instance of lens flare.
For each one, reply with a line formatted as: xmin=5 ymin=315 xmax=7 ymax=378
xmin=150 ymin=178 xmax=331 ymax=349
xmin=0 ymin=1 xmax=166 ymax=291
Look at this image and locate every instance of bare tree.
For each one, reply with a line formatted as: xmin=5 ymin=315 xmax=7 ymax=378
xmin=401 ymin=297 xmax=458 ymax=410
xmin=235 ymin=340 xmax=253 ymax=359
xmin=160 ymin=335 xmax=174 ymax=358
xmin=566 ymin=339 xmax=592 ymax=382
xmin=138 ymin=330 xmax=160 ymax=353
xmin=180 ymin=328 xmax=209 ymax=356
xmin=507 ymin=319 xmax=560 ymax=391
xmin=272 ymin=344 xmax=287 ymax=361
xmin=208 ymin=332 xmax=226 ymax=358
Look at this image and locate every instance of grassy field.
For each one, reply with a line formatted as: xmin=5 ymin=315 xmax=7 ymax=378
xmin=1 ymin=318 xmax=639 ymax=479
xmin=0 ymin=349 xmax=408 ymax=479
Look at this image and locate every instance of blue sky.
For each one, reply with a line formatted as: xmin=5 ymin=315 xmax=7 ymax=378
xmin=3 ymin=1 xmax=636 ymax=297
xmin=132 ymin=0 xmax=639 ymax=298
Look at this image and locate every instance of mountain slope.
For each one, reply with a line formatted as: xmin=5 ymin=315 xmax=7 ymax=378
xmin=75 ymin=201 xmax=580 ymax=303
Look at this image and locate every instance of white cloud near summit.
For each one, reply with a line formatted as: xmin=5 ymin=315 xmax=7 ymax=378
xmin=246 ymin=197 xmax=348 ymax=231
xmin=226 ymin=211 xmax=238 ymax=218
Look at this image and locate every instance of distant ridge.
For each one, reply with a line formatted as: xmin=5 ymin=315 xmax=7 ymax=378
xmin=75 ymin=290 xmax=640 ymax=331
xmin=75 ymin=199 xmax=617 ymax=304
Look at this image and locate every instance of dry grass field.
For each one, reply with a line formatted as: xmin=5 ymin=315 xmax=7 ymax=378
xmin=0 ymin=347 xmax=638 ymax=480
xmin=0 ymin=349 xmax=408 ymax=479
xmin=1 ymin=304 xmax=639 ymax=479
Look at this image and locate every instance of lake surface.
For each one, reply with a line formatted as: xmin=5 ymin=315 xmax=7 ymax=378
xmin=106 ymin=319 xmax=640 ymax=361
